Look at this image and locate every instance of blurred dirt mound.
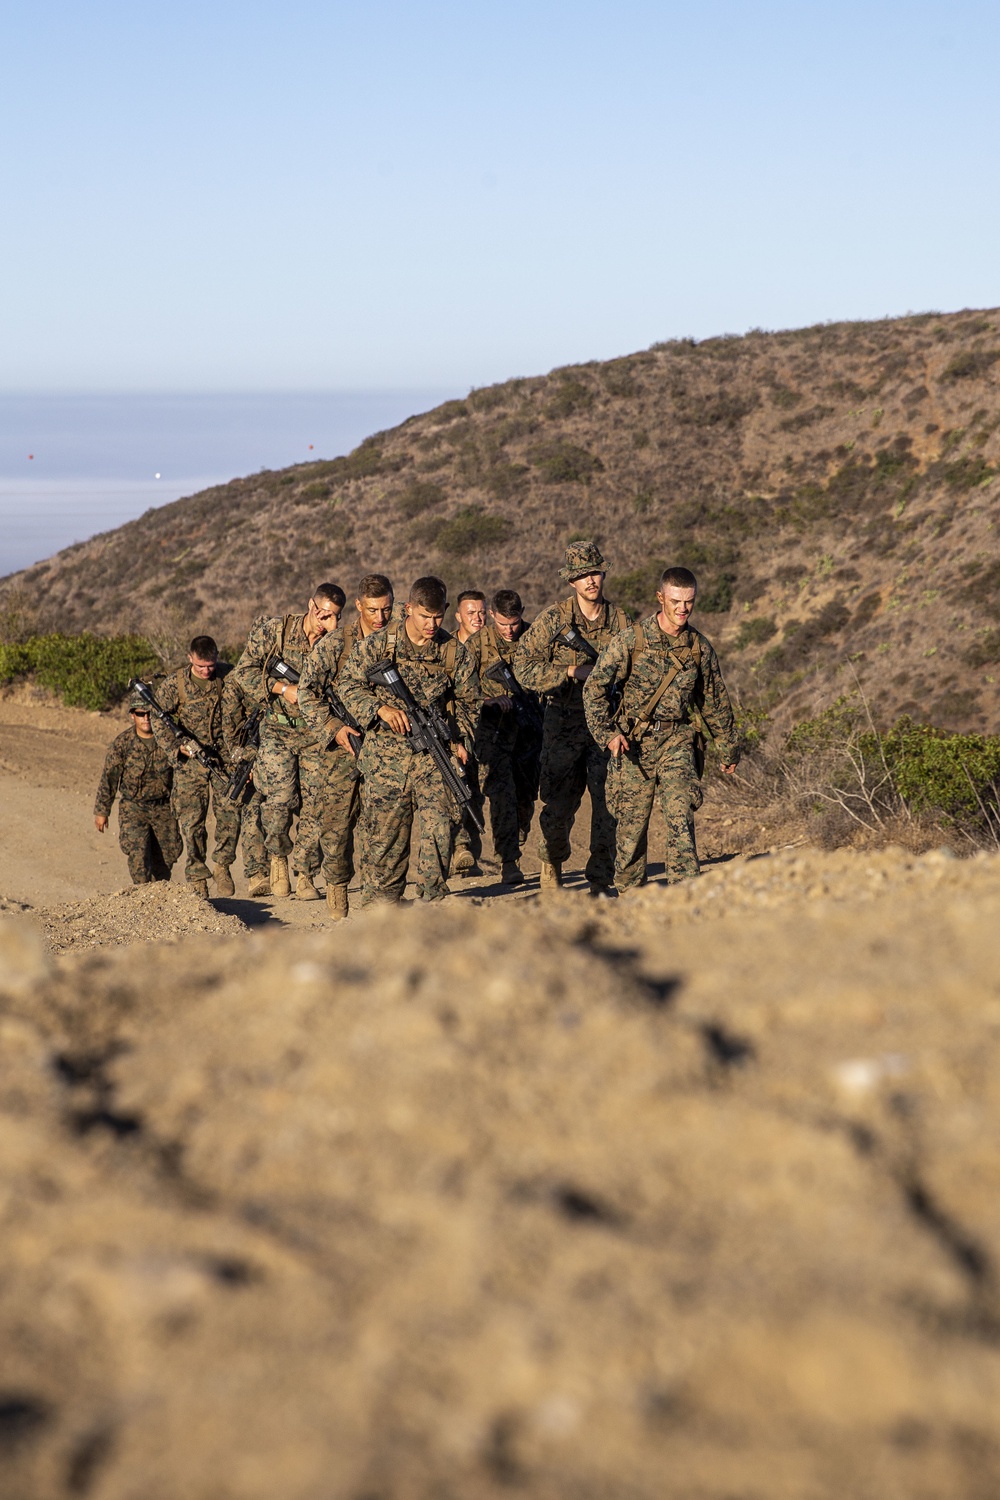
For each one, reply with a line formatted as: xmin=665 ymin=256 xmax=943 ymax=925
xmin=32 ymin=880 xmax=250 ymax=955
xmin=3 ymin=850 xmax=1000 ymax=1497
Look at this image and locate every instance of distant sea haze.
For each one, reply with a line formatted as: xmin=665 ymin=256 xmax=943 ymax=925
xmin=0 ymin=391 xmax=449 ymax=576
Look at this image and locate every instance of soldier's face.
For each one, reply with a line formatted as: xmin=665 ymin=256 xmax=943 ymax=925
xmin=572 ymin=571 xmax=604 ymax=603
xmin=188 ymin=654 xmax=217 ymax=679
xmin=491 ymin=611 xmax=522 ymax=642
xmin=657 ymin=586 xmax=696 ymax=633
xmin=407 ymin=602 xmax=445 ymax=641
xmin=357 ymin=594 xmax=393 ymax=633
xmin=456 ymin=598 xmax=486 ymax=636
xmin=308 ymin=597 xmax=342 ymax=634
xmin=131 ymin=709 xmax=153 ymax=738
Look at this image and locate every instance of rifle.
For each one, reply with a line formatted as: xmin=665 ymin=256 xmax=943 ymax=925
xmin=225 ymin=703 xmax=264 ymax=805
xmin=129 ymin=678 xmax=227 ymax=786
xmin=483 ymin=658 xmax=544 ymax=736
xmin=365 ymin=658 xmax=484 ymax=832
xmin=555 ymin=622 xmax=599 ymax=665
xmin=269 ymin=658 xmax=363 ymax=761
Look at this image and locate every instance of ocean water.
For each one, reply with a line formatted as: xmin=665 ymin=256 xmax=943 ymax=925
xmin=0 ymin=391 xmax=448 ymax=576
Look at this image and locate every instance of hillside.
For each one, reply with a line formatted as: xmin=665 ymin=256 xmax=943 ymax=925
xmin=5 ymin=307 xmax=1000 ymax=731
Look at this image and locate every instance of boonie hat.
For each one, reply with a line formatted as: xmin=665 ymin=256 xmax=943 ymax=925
xmin=559 ymin=539 xmax=609 ymax=582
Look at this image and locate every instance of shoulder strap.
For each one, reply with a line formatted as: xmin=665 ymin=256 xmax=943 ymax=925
xmin=443 ymin=637 xmax=458 ymax=680
xmin=385 ymin=620 xmax=401 ymax=659
xmin=612 ymin=605 xmax=629 ymax=633
xmin=174 ymin=666 xmax=188 ymax=708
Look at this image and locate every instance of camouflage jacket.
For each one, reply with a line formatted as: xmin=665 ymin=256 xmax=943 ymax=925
xmin=337 ymin=623 xmax=481 ymax=755
xmin=513 ymin=596 xmax=628 ymax=710
xmin=95 ymin=728 xmax=174 ymax=814
xmin=297 ymin=627 xmax=354 ymax=745
xmin=149 ymin=663 xmax=233 ymax=763
xmin=583 ymin=615 xmax=739 ymax=763
xmin=233 ymin=614 xmax=323 ymax=732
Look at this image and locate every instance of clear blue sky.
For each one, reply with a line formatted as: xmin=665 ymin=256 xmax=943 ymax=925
xmin=2 ymin=0 xmax=997 ymax=393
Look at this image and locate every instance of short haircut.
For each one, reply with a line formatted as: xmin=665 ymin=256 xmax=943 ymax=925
xmin=491 ymin=589 xmax=523 ymax=618
xmin=660 ymin=567 xmax=698 ymax=592
xmin=189 ymin=635 xmax=218 ymax=659
xmin=313 ymin=582 xmax=346 ymax=607
xmin=357 ymin=573 xmax=393 ymax=601
xmin=409 ymin=575 xmax=448 ymax=612
xmin=456 ymin=589 xmax=486 ymax=606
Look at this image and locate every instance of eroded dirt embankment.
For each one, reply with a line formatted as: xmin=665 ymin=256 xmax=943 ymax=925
xmin=2 ymin=847 xmax=1000 ymax=1498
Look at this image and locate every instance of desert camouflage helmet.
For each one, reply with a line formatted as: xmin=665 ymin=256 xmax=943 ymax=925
xmin=559 ymin=539 xmax=608 ymax=581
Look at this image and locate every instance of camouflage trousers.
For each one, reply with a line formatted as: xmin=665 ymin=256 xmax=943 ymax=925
xmin=607 ymin=729 xmax=703 ymax=888
xmin=254 ymin=725 xmax=325 ymax=876
xmin=537 ymin=701 xmax=615 ymax=886
xmin=118 ymin=798 xmax=182 ymax=885
xmin=171 ymin=760 xmax=241 ymax=883
xmin=239 ymin=789 xmax=268 ymax=880
xmin=466 ymin=707 xmax=525 ymax=864
xmin=314 ymin=746 xmax=361 ymax=886
xmin=356 ymin=734 xmax=459 ymax=903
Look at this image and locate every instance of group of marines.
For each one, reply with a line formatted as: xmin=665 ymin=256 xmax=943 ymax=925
xmin=94 ymin=539 xmax=740 ymax=917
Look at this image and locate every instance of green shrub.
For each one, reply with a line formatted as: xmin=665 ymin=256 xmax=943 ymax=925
xmin=965 ymin=629 xmax=1000 ymax=667
xmin=608 ymin=562 xmax=666 ymax=617
xmin=882 ymin=718 xmax=1000 ymax=819
xmin=530 ymin=443 xmax=604 ymax=484
xmin=942 ymin=350 xmax=1000 ymax=380
xmin=397 ymin=481 xmax=446 ymax=519
xmin=546 ymin=379 xmax=594 ymax=419
xmin=735 ymin=616 xmax=777 ymax=650
xmin=0 ymin=634 xmax=160 ymax=709
xmin=430 ymin=400 xmax=469 ymax=425
xmin=433 ymin=507 xmax=513 ymax=557
xmin=943 ymin=455 xmax=996 ymax=491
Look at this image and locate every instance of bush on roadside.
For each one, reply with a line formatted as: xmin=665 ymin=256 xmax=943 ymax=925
xmin=0 ymin=634 xmax=160 ymax=710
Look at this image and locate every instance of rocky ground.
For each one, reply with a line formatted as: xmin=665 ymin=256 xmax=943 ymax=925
xmin=2 ymin=696 xmax=1000 ymax=1498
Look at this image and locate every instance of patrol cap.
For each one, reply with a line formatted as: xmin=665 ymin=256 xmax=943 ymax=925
xmin=559 ymin=538 xmax=609 ymax=581
xmin=129 ymin=688 xmax=152 ymax=714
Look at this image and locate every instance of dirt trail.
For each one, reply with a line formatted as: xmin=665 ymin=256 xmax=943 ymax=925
xmin=7 ymin=696 xmax=999 ymax=1497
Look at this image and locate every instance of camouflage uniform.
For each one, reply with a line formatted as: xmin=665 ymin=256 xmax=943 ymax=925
xmin=296 ymin=628 xmax=362 ymax=888
xmin=150 ymin=664 xmax=240 ymax=885
xmin=584 ymin=615 xmax=739 ymax=887
xmin=465 ymin=621 xmax=541 ymax=864
xmin=514 ymin=588 xmax=627 ymax=887
xmin=220 ymin=671 xmax=268 ymax=882
xmin=94 ymin=726 xmax=181 ymax=884
xmin=234 ymin=614 xmax=327 ymax=877
xmin=337 ymin=623 xmax=481 ymax=903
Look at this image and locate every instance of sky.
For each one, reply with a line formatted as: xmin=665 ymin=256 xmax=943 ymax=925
xmin=2 ymin=0 xmax=998 ymax=395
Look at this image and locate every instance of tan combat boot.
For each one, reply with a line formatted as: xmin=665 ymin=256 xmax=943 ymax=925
xmin=451 ymin=847 xmax=477 ymax=877
xmin=501 ymin=860 xmax=524 ymax=885
xmin=539 ymin=859 xmax=562 ymax=890
xmin=326 ymin=883 xmax=349 ymax=921
xmin=269 ymin=856 xmax=291 ymax=898
xmin=295 ymin=872 xmax=320 ymax=901
xmin=214 ymin=864 xmax=235 ymax=897
xmin=247 ymin=873 xmax=271 ymax=898
xmin=189 ymin=878 xmax=210 ymax=901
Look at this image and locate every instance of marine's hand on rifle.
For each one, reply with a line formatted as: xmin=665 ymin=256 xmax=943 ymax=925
xmin=272 ymin=681 xmax=299 ymax=708
xmin=334 ymin=724 xmax=360 ymax=755
xmin=490 ymin=694 xmax=514 ymax=712
xmin=607 ymin=733 xmax=629 ymax=758
xmin=378 ymin=704 xmax=410 ymax=735
xmin=567 ymin=663 xmax=594 ymax=681
xmin=721 ymin=762 xmax=737 ymax=775
xmin=178 ymin=739 xmax=196 ymax=758
xmin=453 ymin=743 xmax=469 ymax=766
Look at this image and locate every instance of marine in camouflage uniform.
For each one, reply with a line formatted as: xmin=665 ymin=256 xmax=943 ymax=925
xmin=337 ymin=579 xmax=481 ymax=904
xmin=297 ymin=626 xmax=363 ymax=917
xmin=464 ymin=591 xmax=541 ymax=881
xmin=220 ymin=667 xmax=270 ymax=895
xmin=149 ymin=639 xmax=240 ymax=894
xmin=513 ymin=541 xmax=627 ymax=891
xmin=233 ymin=588 xmax=344 ymax=898
xmin=94 ymin=694 xmax=182 ymax=884
xmin=583 ymin=569 xmax=739 ymax=888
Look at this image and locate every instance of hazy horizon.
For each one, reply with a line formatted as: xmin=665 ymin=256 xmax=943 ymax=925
xmin=0 ymin=389 xmax=448 ymax=575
